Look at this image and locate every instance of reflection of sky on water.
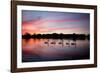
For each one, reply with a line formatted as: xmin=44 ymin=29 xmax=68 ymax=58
xmin=22 ymin=39 xmax=90 ymax=62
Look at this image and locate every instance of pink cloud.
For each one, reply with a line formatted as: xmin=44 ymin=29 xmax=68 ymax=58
xmin=22 ymin=18 xmax=86 ymax=34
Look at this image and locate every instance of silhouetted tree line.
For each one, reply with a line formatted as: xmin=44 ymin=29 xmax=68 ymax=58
xmin=22 ymin=33 xmax=90 ymax=40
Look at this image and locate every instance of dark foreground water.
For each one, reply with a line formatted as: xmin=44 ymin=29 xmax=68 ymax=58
xmin=22 ymin=39 xmax=90 ymax=62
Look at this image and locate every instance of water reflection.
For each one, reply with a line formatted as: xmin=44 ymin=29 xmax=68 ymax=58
xmin=22 ymin=39 xmax=90 ymax=62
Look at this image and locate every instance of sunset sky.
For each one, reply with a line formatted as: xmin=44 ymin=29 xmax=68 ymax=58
xmin=22 ymin=10 xmax=90 ymax=35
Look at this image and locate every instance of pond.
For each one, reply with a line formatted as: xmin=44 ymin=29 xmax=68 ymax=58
xmin=22 ymin=39 xmax=90 ymax=62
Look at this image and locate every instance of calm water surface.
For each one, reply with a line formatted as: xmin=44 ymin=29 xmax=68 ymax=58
xmin=22 ymin=39 xmax=90 ymax=62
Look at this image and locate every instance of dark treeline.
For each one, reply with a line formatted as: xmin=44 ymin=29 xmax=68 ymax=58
xmin=22 ymin=33 xmax=90 ymax=40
